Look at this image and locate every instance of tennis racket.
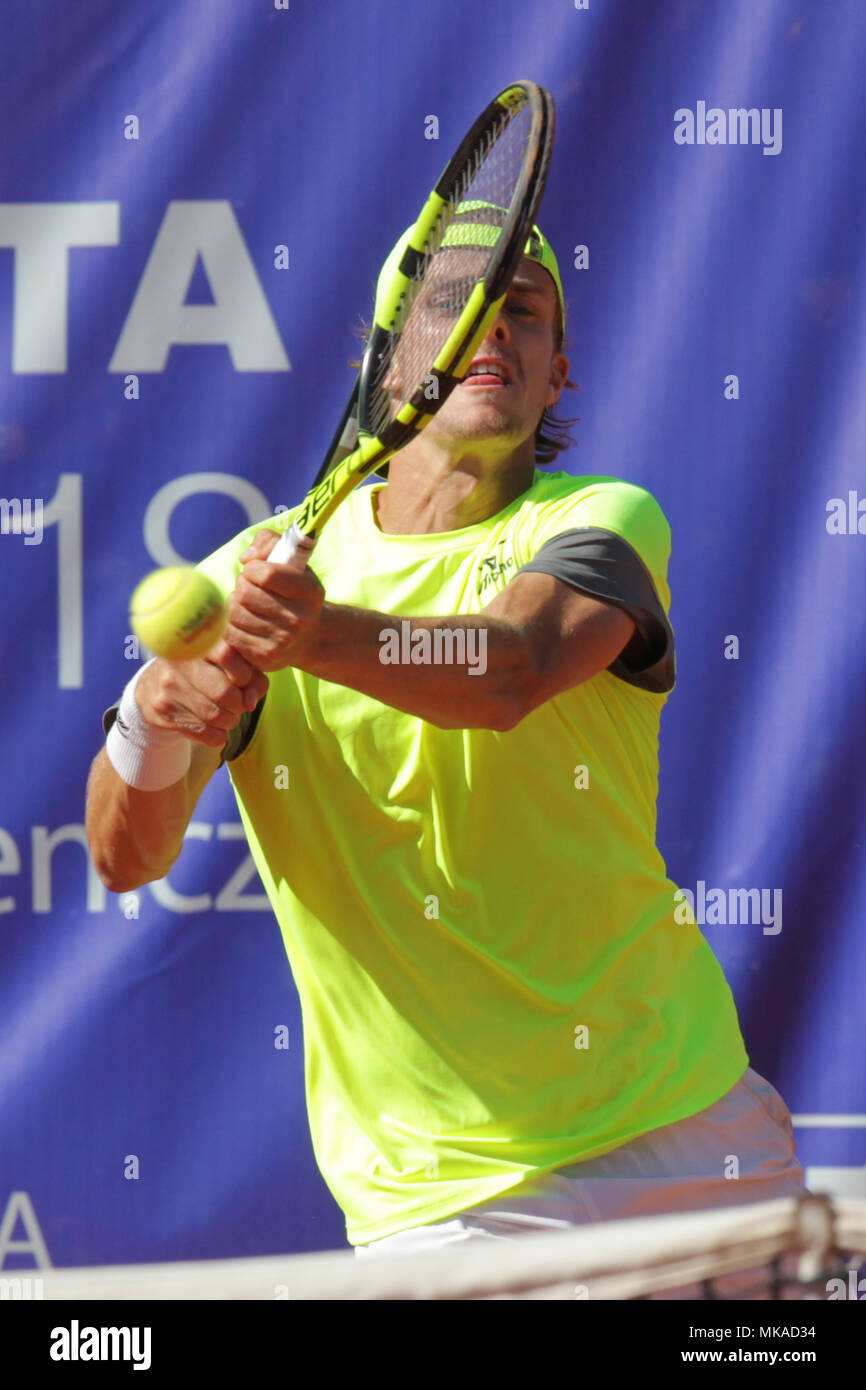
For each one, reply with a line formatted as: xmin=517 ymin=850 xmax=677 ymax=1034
xmin=267 ymin=79 xmax=556 ymax=570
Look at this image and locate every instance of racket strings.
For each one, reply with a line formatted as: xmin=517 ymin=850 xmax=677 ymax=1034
xmin=365 ymin=101 xmax=533 ymax=440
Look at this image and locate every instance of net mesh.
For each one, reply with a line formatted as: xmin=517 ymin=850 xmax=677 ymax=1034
xmin=31 ymin=1193 xmax=866 ymax=1301
xmin=366 ymin=100 xmax=532 ymax=440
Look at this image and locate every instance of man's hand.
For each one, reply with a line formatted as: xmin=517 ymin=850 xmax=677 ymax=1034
xmin=136 ymin=648 xmax=269 ymax=749
xmin=223 ymin=527 xmax=325 ymax=672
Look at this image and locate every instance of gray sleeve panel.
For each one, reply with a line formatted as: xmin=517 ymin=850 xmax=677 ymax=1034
xmin=516 ymin=527 xmax=676 ymax=694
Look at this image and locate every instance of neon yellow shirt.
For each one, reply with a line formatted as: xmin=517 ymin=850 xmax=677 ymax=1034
xmin=197 ymin=469 xmax=748 ymax=1244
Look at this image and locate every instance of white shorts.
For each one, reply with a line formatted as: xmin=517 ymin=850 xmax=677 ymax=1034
xmin=354 ymin=1067 xmax=807 ymax=1298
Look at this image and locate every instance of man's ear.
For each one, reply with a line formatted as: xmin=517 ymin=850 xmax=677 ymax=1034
xmin=546 ymin=352 xmax=570 ymax=407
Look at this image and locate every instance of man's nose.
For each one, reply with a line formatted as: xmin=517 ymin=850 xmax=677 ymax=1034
xmin=488 ymin=308 xmax=510 ymax=343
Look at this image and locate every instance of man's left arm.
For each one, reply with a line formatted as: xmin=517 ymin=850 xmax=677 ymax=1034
xmin=223 ymin=530 xmax=635 ymax=732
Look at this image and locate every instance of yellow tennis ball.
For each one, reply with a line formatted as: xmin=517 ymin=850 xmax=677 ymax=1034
xmin=130 ymin=566 xmax=226 ymax=661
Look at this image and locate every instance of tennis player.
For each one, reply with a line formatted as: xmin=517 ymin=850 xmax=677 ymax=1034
xmin=86 ymin=225 xmax=805 ymax=1277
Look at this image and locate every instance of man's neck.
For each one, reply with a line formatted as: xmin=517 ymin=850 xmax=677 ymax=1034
xmin=372 ymin=439 xmax=536 ymax=536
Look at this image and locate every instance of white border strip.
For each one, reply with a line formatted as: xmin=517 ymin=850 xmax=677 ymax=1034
xmin=792 ymin=1115 xmax=866 ymax=1128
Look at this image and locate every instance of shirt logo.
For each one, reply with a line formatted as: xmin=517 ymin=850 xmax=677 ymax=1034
xmin=477 ymin=540 xmax=515 ymax=594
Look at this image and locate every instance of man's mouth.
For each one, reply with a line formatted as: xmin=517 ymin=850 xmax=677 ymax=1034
xmin=461 ymin=358 xmax=512 ymax=388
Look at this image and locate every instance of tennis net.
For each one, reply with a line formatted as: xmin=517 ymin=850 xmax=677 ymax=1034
xmin=33 ymin=1192 xmax=866 ymax=1301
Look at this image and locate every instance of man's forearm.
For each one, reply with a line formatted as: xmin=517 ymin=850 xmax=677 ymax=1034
xmin=293 ymin=602 xmax=535 ymax=730
xmin=86 ymin=651 xmax=269 ymax=892
xmin=86 ymin=743 xmax=222 ymax=892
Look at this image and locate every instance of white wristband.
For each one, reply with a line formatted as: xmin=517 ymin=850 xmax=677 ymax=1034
xmin=105 ymin=660 xmax=192 ymax=791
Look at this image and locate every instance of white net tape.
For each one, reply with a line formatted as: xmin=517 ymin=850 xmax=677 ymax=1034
xmin=33 ymin=1193 xmax=866 ymax=1301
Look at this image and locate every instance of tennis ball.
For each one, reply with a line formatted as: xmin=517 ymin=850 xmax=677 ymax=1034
xmin=130 ymin=566 xmax=226 ymax=661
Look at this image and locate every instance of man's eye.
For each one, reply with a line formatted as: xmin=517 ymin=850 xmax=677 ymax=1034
xmin=508 ymin=304 xmax=533 ymax=316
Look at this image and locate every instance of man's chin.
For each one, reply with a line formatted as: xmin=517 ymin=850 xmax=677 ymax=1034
xmin=427 ymin=399 xmax=523 ymax=441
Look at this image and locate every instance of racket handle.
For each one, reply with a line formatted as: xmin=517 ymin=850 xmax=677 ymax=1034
xmin=269 ymin=521 xmax=316 ymax=571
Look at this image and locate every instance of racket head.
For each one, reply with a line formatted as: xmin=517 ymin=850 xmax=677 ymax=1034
xmin=360 ymin=83 xmax=554 ymax=440
xmin=292 ymin=80 xmax=555 ymax=542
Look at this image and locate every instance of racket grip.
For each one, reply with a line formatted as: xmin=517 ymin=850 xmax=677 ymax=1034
xmin=269 ymin=521 xmax=316 ymax=571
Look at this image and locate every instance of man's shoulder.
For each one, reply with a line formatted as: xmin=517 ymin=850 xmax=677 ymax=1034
xmin=523 ymin=468 xmax=666 ymax=510
xmin=516 ymin=470 xmax=671 ymax=553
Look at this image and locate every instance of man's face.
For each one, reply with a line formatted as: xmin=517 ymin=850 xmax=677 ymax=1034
xmin=389 ymin=251 xmax=568 ymax=451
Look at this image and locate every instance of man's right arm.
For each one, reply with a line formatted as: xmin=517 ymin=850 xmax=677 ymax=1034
xmin=86 ymin=646 xmax=267 ymax=893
